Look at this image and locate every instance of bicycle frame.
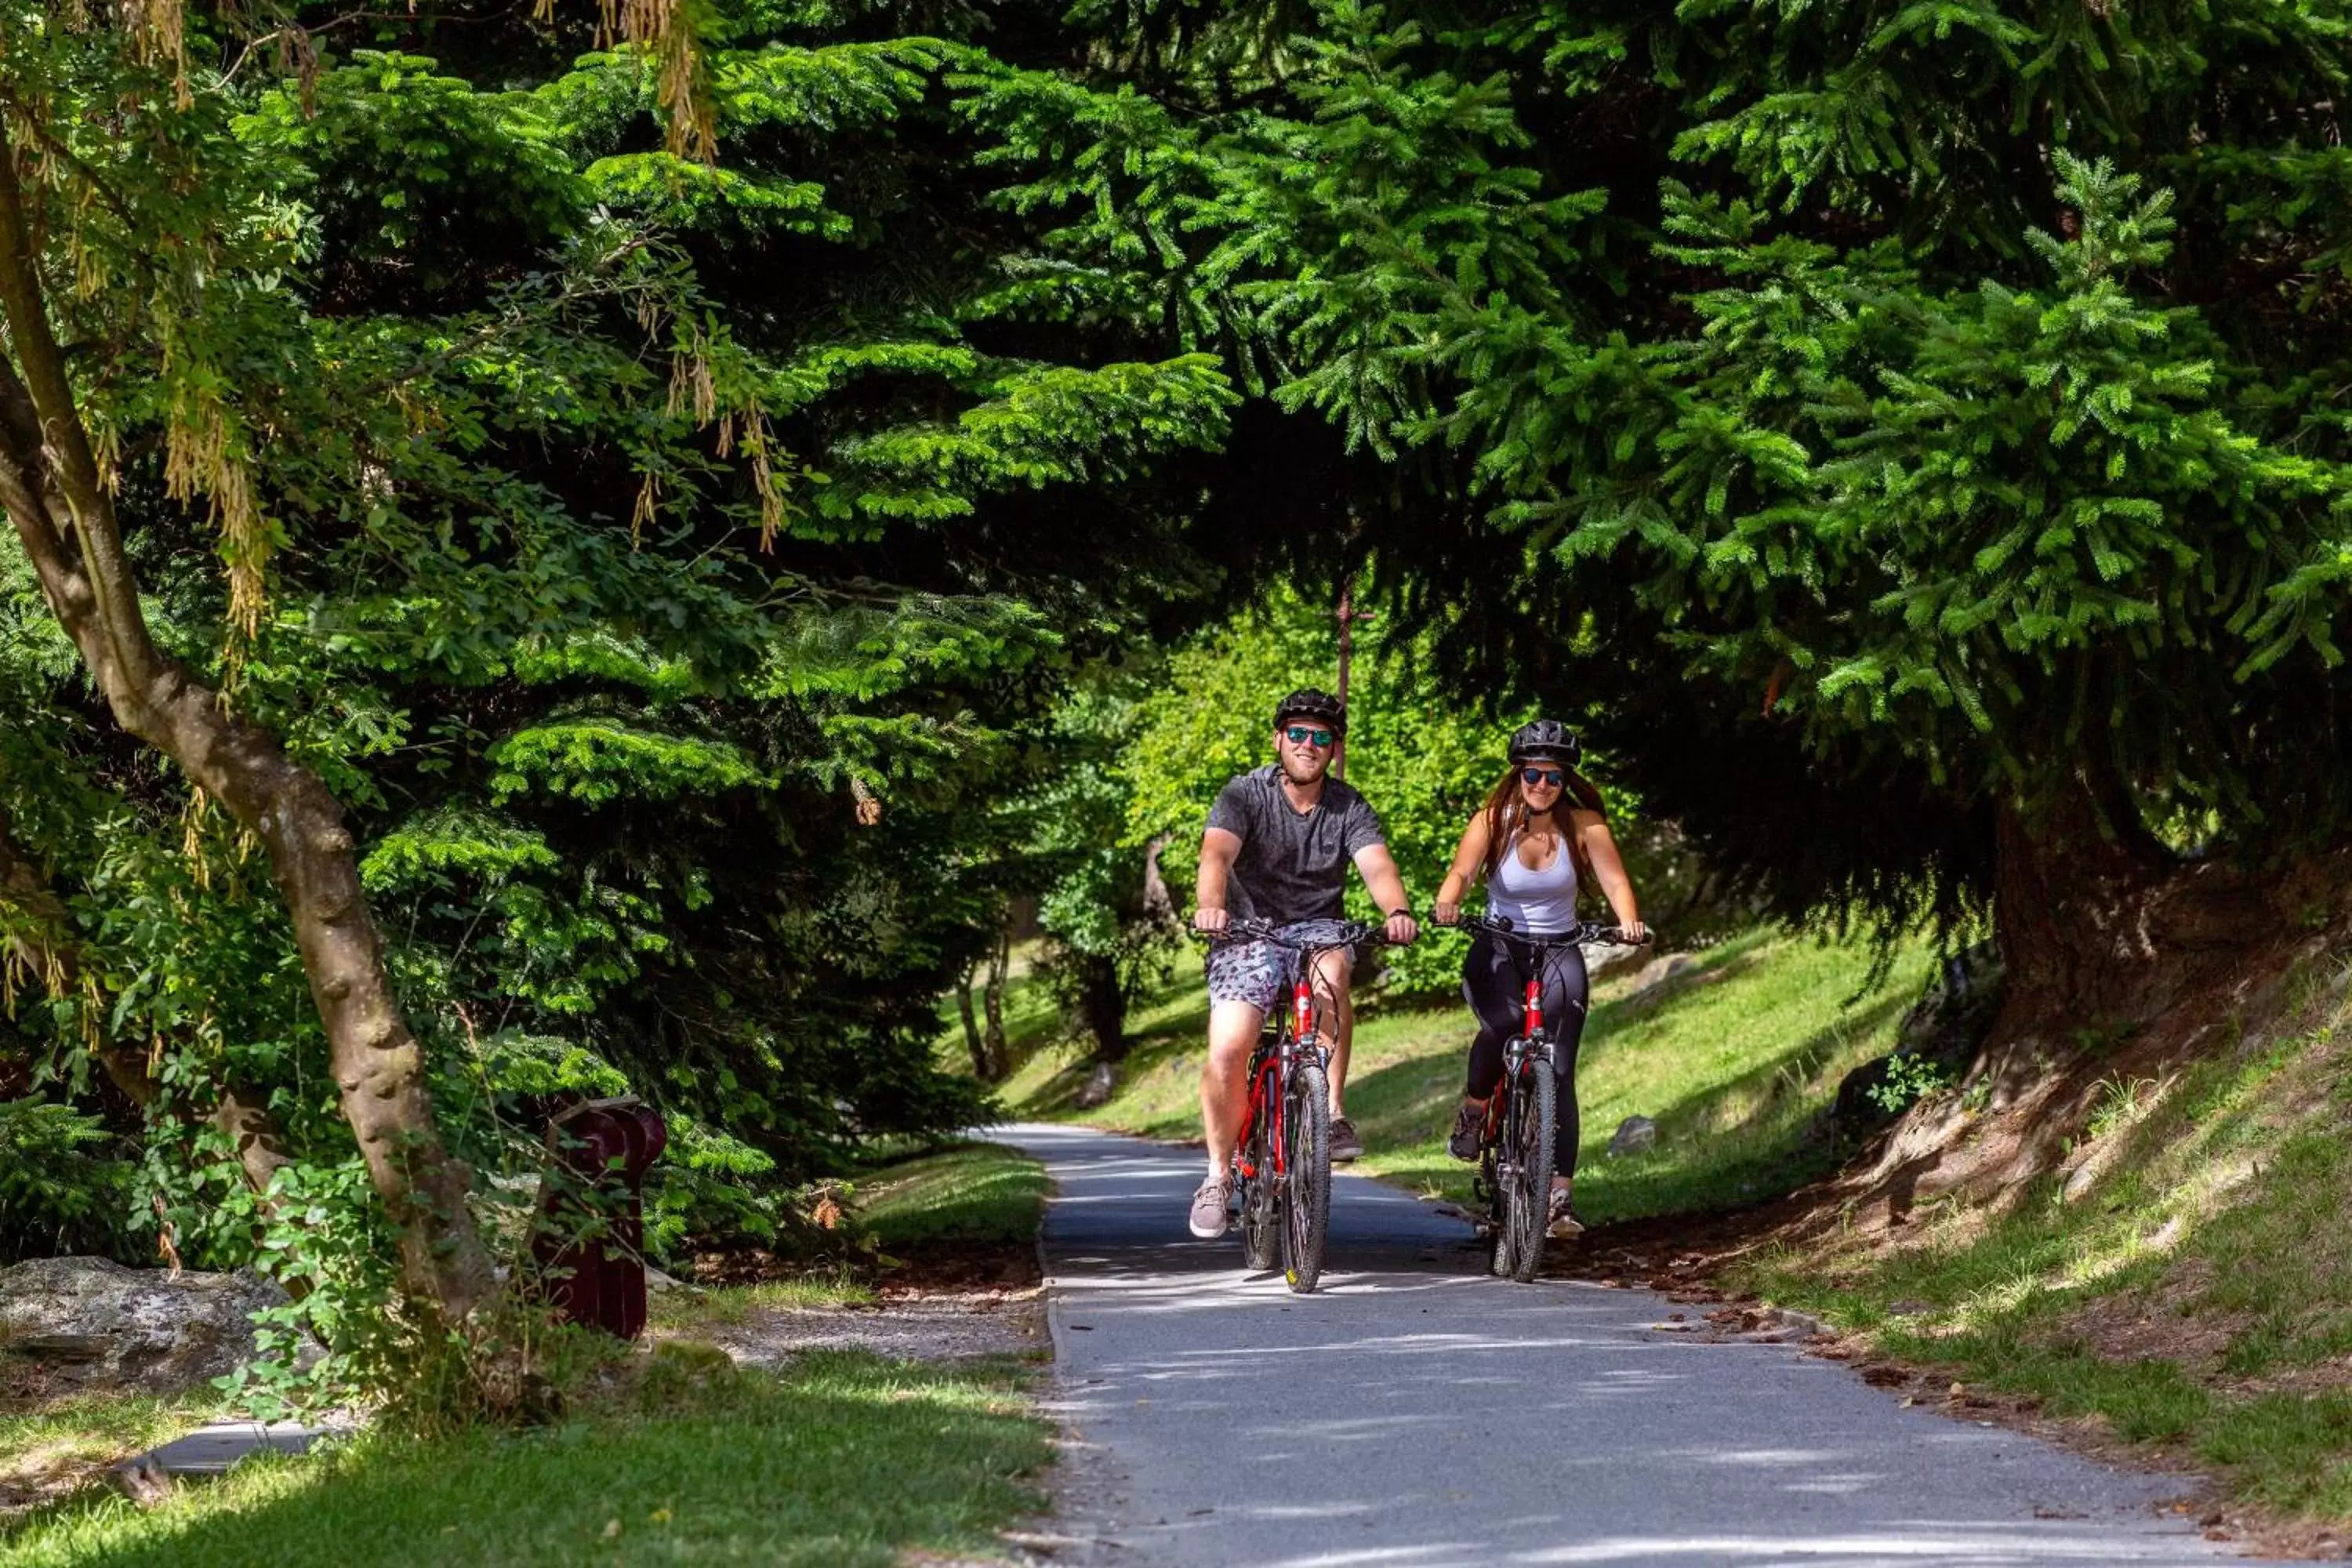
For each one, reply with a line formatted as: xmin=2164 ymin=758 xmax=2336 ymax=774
xmin=1237 ymin=956 xmax=1330 ymax=1184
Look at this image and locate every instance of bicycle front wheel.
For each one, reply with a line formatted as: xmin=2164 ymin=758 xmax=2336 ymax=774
xmin=1505 ymin=1064 xmax=1557 ymax=1283
xmin=1281 ymin=1062 xmax=1332 ymax=1293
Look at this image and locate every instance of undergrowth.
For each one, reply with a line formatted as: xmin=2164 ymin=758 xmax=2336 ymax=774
xmin=1734 ymin=956 xmax=2352 ymax=1520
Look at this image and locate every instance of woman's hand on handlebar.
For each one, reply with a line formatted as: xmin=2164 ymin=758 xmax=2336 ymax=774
xmin=1619 ymin=919 xmax=1650 ymax=945
xmin=1432 ymin=900 xmax=1461 ymax=927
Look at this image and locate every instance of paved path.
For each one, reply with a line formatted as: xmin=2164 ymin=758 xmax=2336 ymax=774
xmin=996 ymin=1123 xmax=2239 ymax=1568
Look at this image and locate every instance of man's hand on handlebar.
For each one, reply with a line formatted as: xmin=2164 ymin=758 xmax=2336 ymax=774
xmin=1384 ymin=909 xmax=1419 ymax=946
xmin=1192 ymin=906 xmax=1229 ymax=936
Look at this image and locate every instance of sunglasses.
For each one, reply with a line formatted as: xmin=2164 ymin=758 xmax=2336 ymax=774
xmin=1283 ymin=725 xmax=1336 ymax=748
xmin=1520 ymin=768 xmax=1565 ymax=788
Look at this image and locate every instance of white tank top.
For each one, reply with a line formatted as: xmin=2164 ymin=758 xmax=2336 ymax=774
xmin=1486 ymin=826 xmax=1579 ymax=937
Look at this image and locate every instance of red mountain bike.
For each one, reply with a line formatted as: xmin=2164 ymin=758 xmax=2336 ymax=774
xmin=1453 ymin=913 xmax=1646 ymax=1282
xmin=1197 ymin=918 xmax=1387 ymax=1293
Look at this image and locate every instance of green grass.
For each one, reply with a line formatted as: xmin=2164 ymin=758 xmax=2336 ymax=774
xmin=0 ymin=1393 xmax=211 ymax=1523
xmin=646 ymin=1142 xmax=1046 ymax=1332
xmin=1732 ymin=957 xmax=2352 ymax=1520
xmin=1000 ymin=927 xmax=1936 ymax=1224
xmin=0 ymin=1349 xmax=1049 ymax=1566
xmin=855 ymin=1142 xmax=1049 ymax=1250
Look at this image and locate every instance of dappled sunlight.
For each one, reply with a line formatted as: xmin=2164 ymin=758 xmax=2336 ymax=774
xmin=1008 ymin=1125 xmax=2233 ymax=1568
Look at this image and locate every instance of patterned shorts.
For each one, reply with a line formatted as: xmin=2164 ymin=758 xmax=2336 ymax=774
xmin=1203 ymin=919 xmax=1356 ymax=1013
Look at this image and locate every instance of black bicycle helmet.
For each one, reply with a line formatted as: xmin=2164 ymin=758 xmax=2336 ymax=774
xmin=1508 ymin=719 xmax=1581 ymax=765
xmin=1272 ymin=688 xmax=1347 ymax=738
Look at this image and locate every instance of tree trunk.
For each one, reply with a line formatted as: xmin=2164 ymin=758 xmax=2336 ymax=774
xmin=955 ymin=962 xmax=993 ymax=1081
xmin=982 ymin=931 xmax=1011 ymax=1081
xmin=1975 ymin=773 xmax=2280 ymax=1105
xmin=1140 ymin=834 xmax=1176 ymax=924
xmin=1828 ymin=773 xmax=2352 ymax=1228
xmin=0 ymin=151 xmax=493 ymax=1321
xmin=1076 ymin=951 xmax=1129 ymax=1064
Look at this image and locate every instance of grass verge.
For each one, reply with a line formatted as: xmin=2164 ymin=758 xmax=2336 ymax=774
xmin=1730 ymin=957 xmax=2352 ymax=1530
xmin=650 ymin=1139 xmax=1046 ymax=1328
xmin=998 ymin=927 xmax=1936 ymax=1224
xmin=858 ymin=1142 xmax=1049 ymax=1250
xmin=1 ymin=1348 xmax=1048 ymax=1567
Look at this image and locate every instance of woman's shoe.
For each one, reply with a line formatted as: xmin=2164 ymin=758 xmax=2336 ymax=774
xmin=1447 ymin=1099 xmax=1484 ymax=1162
xmin=1546 ymin=1183 xmax=1585 ymax=1240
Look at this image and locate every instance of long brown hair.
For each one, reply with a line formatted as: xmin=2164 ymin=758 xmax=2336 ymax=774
xmin=1479 ymin=763 xmax=1606 ymax=884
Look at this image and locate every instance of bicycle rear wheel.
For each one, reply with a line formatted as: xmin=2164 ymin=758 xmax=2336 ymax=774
xmin=1281 ymin=1062 xmax=1332 ymax=1293
xmin=1504 ymin=1064 xmax=1557 ymax=1283
xmin=1239 ymin=1109 xmax=1279 ymax=1272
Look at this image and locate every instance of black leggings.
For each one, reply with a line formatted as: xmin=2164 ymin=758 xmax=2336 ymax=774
xmin=1462 ymin=934 xmax=1589 ymax=1175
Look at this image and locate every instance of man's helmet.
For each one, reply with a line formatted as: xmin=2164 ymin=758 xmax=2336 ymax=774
xmin=1508 ymin=719 xmax=1581 ymax=765
xmin=1272 ymin=688 xmax=1347 ymax=738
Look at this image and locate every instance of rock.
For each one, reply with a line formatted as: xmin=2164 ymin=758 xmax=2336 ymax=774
xmin=1581 ymin=940 xmax=1648 ymax=981
xmin=1826 ymin=941 xmax=2005 ymax=1152
xmin=1606 ymin=1116 xmax=1658 ymax=1158
xmin=0 ymin=1256 xmax=289 ymax=1396
xmin=1761 ymin=1307 xmax=1825 ymax=1339
xmin=109 ymin=1454 xmax=175 ymax=1508
xmin=1073 ymin=1062 xmax=1118 ymax=1110
xmin=1621 ymin=953 xmax=1700 ymax=1004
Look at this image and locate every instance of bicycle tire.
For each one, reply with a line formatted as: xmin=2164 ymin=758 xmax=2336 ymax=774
xmin=1281 ymin=1062 xmax=1332 ymax=1293
xmin=1239 ymin=1108 xmax=1279 ymax=1272
xmin=1506 ymin=1062 xmax=1557 ymax=1283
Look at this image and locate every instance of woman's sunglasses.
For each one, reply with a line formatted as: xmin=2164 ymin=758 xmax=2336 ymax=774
xmin=1283 ymin=725 xmax=1336 ymax=748
xmin=1521 ymin=767 xmax=1565 ymax=788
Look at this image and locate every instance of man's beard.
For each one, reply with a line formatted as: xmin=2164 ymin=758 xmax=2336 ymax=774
xmin=1279 ymin=750 xmax=1330 ymax=786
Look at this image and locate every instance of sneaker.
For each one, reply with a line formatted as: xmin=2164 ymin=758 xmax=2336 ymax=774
xmin=1446 ymin=1100 xmax=1485 ymax=1162
xmin=1189 ymin=1178 xmax=1232 ymax=1239
xmin=1546 ymin=1184 xmax=1585 ymax=1240
xmin=1328 ymin=1117 xmax=1363 ymax=1163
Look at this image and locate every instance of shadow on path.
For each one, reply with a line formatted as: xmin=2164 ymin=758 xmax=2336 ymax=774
xmin=992 ymin=1123 xmax=2239 ymax=1568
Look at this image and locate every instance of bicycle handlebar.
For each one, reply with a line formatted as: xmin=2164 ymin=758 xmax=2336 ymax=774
xmin=1449 ymin=913 xmax=1651 ymax=948
xmin=1189 ymin=916 xmax=1396 ymax=953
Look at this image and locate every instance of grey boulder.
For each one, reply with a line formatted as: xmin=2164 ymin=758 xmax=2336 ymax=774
xmin=0 ymin=1256 xmax=289 ymax=1396
xmin=1607 ymin=1115 xmax=1659 ymax=1157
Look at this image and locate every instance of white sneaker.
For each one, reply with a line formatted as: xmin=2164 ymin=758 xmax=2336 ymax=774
xmin=1189 ymin=1178 xmax=1232 ymax=1239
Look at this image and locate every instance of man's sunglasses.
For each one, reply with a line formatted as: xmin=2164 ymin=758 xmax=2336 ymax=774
xmin=1283 ymin=725 xmax=1336 ymax=748
xmin=1521 ymin=767 xmax=1566 ymax=788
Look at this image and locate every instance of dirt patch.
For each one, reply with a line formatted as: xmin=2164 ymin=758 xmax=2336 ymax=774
xmin=655 ymin=1289 xmax=1045 ymax=1368
xmin=664 ymin=1241 xmax=1047 ymax=1367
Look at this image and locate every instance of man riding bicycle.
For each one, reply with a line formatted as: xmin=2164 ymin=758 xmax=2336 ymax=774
xmin=1188 ymin=688 xmax=1418 ymax=1239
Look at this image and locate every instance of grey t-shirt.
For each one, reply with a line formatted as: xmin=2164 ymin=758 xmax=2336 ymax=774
xmin=1205 ymin=764 xmax=1388 ymax=925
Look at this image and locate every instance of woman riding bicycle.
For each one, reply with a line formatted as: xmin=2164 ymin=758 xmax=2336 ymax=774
xmin=1432 ymin=720 xmax=1648 ymax=1240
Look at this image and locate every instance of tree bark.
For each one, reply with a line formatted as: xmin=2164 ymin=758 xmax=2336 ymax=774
xmin=1075 ymin=950 xmax=1129 ymax=1064
xmin=0 ymin=145 xmax=492 ymax=1319
xmin=1974 ymin=771 xmax=2286 ymax=1103
xmin=982 ymin=931 xmax=1011 ymax=1081
xmin=955 ymin=961 xmax=993 ymax=1081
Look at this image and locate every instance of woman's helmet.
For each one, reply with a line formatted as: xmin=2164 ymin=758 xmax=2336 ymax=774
xmin=1508 ymin=719 xmax=1581 ymax=765
xmin=1272 ymin=688 xmax=1347 ymax=738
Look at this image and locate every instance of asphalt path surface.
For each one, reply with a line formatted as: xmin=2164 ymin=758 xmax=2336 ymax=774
xmin=994 ymin=1123 xmax=2241 ymax=1568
